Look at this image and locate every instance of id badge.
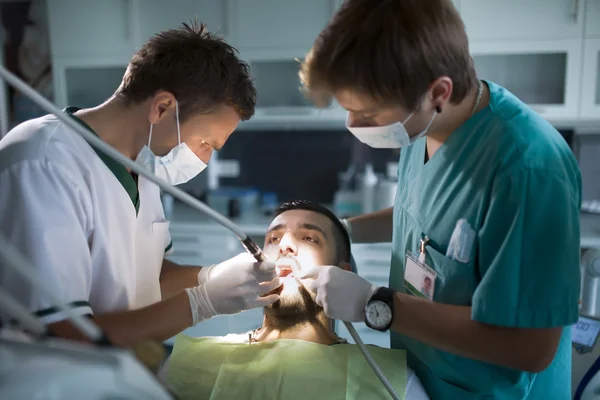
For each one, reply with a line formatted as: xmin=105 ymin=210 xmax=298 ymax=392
xmin=404 ymin=251 xmax=437 ymax=300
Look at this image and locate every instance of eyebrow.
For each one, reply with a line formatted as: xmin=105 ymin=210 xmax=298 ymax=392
xmin=267 ymin=223 xmax=328 ymax=238
xmin=345 ymin=106 xmax=378 ymax=114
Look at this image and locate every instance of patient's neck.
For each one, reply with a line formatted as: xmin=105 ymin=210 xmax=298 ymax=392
xmin=253 ymin=312 xmax=340 ymax=345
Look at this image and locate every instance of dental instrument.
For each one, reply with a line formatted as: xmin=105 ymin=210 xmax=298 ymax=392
xmin=0 ymin=65 xmax=400 ymax=400
xmin=344 ymin=321 xmax=401 ymax=400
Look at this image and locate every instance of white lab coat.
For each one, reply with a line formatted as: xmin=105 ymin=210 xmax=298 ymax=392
xmin=0 ymin=112 xmax=171 ymax=323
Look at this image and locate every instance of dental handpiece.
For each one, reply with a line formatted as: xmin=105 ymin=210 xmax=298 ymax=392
xmin=241 ymin=237 xmax=268 ymax=262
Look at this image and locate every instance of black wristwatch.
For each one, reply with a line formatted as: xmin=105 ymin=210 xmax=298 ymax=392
xmin=364 ymin=287 xmax=396 ymax=332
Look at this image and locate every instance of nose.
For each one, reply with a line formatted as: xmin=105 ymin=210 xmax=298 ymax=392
xmin=347 ymin=112 xmax=372 ymax=128
xmin=278 ymin=231 xmax=297 ymax=257
xmin=347 ymin=112 xmax=359 ymax=128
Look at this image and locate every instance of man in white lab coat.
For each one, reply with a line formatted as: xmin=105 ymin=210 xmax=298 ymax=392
xmin=0 ymin=22 xmax=281 ymax=346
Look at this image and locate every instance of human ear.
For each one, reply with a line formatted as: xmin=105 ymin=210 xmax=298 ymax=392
xmin=339 ymin=261 xmax=352 ymax=272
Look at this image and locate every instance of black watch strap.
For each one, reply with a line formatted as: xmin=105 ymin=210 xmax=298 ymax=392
xmin=370 ymin=287 xmax=396 ymax=307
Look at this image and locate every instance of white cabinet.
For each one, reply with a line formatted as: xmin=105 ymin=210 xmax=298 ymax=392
xmin=137 ymin=0 xmax=228 ymax=44
xmin=470 ymin=40 xmax=582 ymax=120
xmin=47 ymin=0 xmax=137 ymax=58
xmin=581 ymin=39 xmax=600 ymax=118
xmin=0 ymin=9 xmax=8 ymax=137
xmin=586 ymin=0 xmax=600 ymax=37
xmin=460 ymin=0 xmax=584 ymax=41
xmin=166 ymin=223 xmax=244 ymax=266
xmin=52 ymin=58 xmax=129 ymax=108
xmin=230 ymin=0 xmax=334 ymax=52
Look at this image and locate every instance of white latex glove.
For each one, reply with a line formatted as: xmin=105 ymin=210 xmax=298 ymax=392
xmin=297 ymin=265 xmax=377 ymax=322
xmin=197 ymin=253 xmax=256 ymax=284
xmin=186 ymin=253 xmax=281 ymax=325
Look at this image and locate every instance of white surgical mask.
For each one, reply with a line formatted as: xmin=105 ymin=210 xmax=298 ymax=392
xmin=346 ymin=109 xmax=437 ymax=149
xmin=135 ymin=101 xmax=207 ymax=185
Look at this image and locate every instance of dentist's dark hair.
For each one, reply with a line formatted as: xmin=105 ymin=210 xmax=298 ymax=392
xmin=115 ymin=20 xmax=256 ymax=122
xmin=274 ymin=200 xmax=351 ymax=265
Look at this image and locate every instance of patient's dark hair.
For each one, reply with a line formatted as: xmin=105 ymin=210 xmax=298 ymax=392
xmin=274 ymin=200 xmax=351 ymax=265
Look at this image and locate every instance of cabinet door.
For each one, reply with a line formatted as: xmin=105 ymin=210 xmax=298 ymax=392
xmin=470 ymin=40 xmax=582 ymax=120
xmin=581 ymin=39 xmax=600 ymax=118
xmin=586 ymin=0 xmax=600 ymax=37
xmin=167 ymin=223 xmax=244 ymax=266
xmin=47 ymin=0 xmax=136 ymax=58
xmin=137 ymin=0 xmax=228 ymax=45
xmin=231 ymin=0 xmax=333 ymax=50
xmin=460 ymin=0 xmax=584 ymax=41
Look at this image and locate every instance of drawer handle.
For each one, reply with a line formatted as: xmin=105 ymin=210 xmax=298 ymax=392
xmin=357 ymin=260 xmax=390 ymax=268
xmin=171 ymin=236 xmax=200 ymax=244
xmin=173 ymin=250 xmax=202 ymax=257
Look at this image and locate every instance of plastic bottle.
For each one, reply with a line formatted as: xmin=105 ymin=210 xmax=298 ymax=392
xmin=361 ymin=163 xmax=378 ymax=214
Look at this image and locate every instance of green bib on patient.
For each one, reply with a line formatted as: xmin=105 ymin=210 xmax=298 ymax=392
xmin=165 ymin=333 xmax=407 ymax=400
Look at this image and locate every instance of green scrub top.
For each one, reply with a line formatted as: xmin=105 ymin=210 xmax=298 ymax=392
xmin=390 ymin=81 xmax=581 ymax=399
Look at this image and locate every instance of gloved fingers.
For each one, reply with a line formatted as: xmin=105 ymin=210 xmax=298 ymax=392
xmin=253 ymin=261 xmax=278 ymax=280
xmin=258 ymin=277 xmax=282 ymax=294
xmin=233 ymin=252 xmax=257 ymax=262
xmin=197 ymin=266 xmax=211 ymax=285
xmin=295 ymin=265 xmax=321 ymax=280
xmin=210 ymin=253 xmax=254 ymax=279
xmin=301 ymin=276 xmax=320 ymax=294
xmin=254 ymin=270 xmax=279 ymax=284
xmin=314 ymin=289 xmax=326 ymax=308
xmin=253 ymin=293 xmax=280 ymax=307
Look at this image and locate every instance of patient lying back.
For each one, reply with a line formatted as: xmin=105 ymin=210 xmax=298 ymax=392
xmin=163 ymin=201 xmax=429 ymax=399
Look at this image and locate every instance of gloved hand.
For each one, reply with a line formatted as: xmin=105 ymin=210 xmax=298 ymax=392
xmin=297 ymin=265 xmax=378 ymax=322
xmin=186 ymin=253 xmax=281 ymax=325
xmin=197 ymin=252 xmax=256 ymax=284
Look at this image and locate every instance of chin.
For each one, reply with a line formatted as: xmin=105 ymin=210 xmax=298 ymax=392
xmin=279 ymin=276 xmax=301 ymax=296
xmin=264 ymin=278 xmax=321 ymax=317
xmin=265 ymin=276 xmax=300 ymax=298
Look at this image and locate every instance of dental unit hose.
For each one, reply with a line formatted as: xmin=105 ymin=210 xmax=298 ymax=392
xmin=0 ymin=65 xmax=267 ymax=263
xmin=344 ymin=321 xmax=401 ymax=400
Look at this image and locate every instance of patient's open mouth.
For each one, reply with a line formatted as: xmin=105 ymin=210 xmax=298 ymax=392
xmin=279 ymin=268 xmax=294 ymax=278
xmin=276 ymin=258 xmax=300 ymax=278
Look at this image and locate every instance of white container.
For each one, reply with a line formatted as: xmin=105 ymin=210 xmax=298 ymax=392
xmin=333 ymin=190 xmax=362 ymax=218
xmin=376 ymin=180 xmax=397 ymax=210
xmin=361 ymin=163 xmax=378 ymax=214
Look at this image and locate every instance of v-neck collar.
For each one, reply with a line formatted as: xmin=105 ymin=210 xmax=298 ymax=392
xmin=420 ymin=97 xmax=491 ymax=171
xmin=62 ymin=107 xmax=140 ymax=215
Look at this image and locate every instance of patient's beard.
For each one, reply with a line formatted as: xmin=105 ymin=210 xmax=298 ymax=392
xmin=263 ymin=279 xmax=324 ymax=332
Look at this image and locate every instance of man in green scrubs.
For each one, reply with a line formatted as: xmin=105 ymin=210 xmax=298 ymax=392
xmin=297 ymin=0 xmax=581 ymax=398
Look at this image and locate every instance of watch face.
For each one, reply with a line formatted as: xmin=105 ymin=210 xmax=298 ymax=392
xmin=366 ymin=300 xmax=392 ymax=329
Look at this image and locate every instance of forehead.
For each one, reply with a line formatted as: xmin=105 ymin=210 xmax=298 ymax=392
xmin=268 ymin=210 xmax=333 ymax=234
xmin=335 ymin=88 xmax=381 ymax=113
